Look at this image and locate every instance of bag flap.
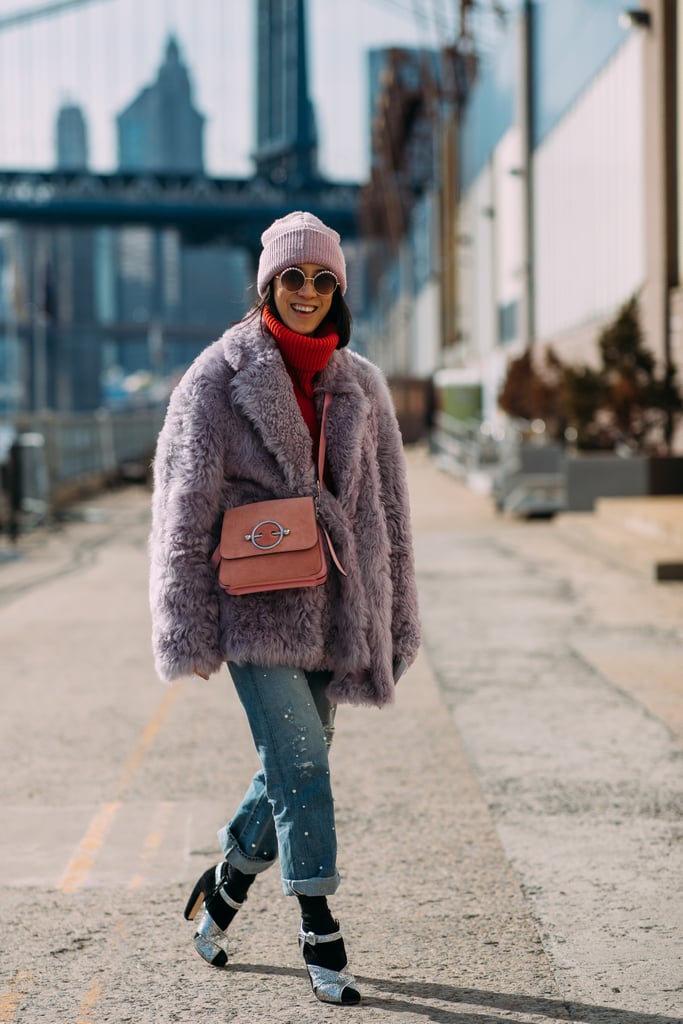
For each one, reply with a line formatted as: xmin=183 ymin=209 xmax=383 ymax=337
xmin=219 ymin=496 xmax=319 ymax=560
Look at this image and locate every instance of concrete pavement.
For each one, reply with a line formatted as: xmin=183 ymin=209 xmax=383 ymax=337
xmin=0 ymin=448 xmax=681 ymax=1023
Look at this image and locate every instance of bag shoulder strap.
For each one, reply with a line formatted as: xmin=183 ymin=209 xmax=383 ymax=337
xmin=316 ymin=392 xmax=347 ymax=577
xmin=317 ymin=391 xmax=332 ymax=483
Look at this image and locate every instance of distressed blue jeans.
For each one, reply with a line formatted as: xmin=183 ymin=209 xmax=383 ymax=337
xmin=217 ymin=663 xmax=340 ymax=897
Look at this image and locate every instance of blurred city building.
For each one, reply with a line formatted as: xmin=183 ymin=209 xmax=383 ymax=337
xmin=0 ymin=101 xmax=101 ymax=413
xmin=111 ymin=34 xmax=249 ymax=386
xmin=254 ymin=0 xmax=319 ymax=186
xmin=359 ymin=47 xmax=444 ymax=380
xmin=52 ymin=102 xmax=98 ymax=410
xmin=117 ymin=36 xmax=205 ymax=174
xmin=0 ymin=34 xmax=250 ymax=416
xmin=55 ymin=104 xmax=88 ymax=171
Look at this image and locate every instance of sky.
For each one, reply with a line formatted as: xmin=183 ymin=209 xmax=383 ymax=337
xmin=0 ymin=0 xmax=458 ymax=182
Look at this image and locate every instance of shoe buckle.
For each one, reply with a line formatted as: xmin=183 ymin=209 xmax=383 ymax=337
xmin=300 ymin=927 xmax=342 ymax=946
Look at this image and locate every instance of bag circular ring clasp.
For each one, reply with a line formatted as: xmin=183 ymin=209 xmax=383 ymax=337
xmin=245 ymin=519 xmax=291 ymax=550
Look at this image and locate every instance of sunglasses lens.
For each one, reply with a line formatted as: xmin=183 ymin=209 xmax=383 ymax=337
xmin=313 ymin=272 xmax=338 ymax=295
xmin=280 ymin=268 xmax=305 ymax=291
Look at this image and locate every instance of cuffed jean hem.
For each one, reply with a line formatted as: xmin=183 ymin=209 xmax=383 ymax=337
xmin=282 ymin=871 xmax=341 ymax=897
xmin=218 ymin=825 xmax=277 ymax=876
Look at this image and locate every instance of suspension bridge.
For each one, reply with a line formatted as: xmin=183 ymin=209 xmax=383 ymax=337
xmin=0 ymin=0 xmax=365 ymax=527
xmin=0 ymin=0 xmax=360 ymax=241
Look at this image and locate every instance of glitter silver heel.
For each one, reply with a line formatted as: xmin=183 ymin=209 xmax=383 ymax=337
xmin=298 ymin=925 xmax=361 ymax=1005
xmin=184 ymin=863 xmax=244 ymax=968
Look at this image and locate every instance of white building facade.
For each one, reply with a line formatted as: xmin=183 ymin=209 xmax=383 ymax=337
xmin=453 ymin=0 xmax=679 ymax=436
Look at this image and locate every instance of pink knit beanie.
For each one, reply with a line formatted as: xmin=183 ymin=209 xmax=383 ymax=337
xmin=257 ymin=210 xmax=347 ymax=297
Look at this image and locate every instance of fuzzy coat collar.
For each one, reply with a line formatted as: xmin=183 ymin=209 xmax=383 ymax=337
xmin=222 ymin=317 xmax=370 ymax=505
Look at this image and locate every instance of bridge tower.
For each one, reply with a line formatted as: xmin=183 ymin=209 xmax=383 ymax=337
xmin=254 ymin=0 xmax=319 ymax=186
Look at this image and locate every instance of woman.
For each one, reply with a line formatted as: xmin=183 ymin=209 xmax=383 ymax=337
xmin=149 ymin=211 xmax=420 ymax=1006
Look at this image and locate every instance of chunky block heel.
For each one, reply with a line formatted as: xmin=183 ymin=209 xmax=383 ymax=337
xmin=184 ymin=866 xmax=215 ymax=922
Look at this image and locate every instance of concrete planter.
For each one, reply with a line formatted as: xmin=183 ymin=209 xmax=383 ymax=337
xmin=492 ymin=442 xmax=566 ymax=517
xmin=519 ymin=442 xmax=565 ymax=475
xmin=565 ymin=454 xmax=683 ymax=511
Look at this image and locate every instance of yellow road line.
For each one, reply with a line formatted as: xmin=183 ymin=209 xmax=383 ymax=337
xmin=75 ymin=979 xmax=102 ymax=1024
xmin=72 ymin=899 xmax=127 ymax=1021
xmin=58 ymin=800 xmax=122 ymax=894
xmin=127 ymin=800 xmax=174 ymax=892
xmin=114 ymin=684 xmax=183 ymax=796
xmin=58 ymin=682 xmax=184 ymax=895
xmin=0 ymin=970 xmax=32 ymax=1024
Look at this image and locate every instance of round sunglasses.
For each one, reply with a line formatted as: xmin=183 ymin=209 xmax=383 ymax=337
xmin=277 ymin=266 xmax=339 ymax=296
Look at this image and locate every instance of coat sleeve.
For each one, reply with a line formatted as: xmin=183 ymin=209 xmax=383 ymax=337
xmin=148 ymin=364 xmax=226 ymax=682
xmin=373 ymin=375 xmax=421 ymax=667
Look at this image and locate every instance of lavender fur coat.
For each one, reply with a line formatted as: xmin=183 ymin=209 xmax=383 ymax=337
xmin=149 ymin=316 xmax=421 ymax=707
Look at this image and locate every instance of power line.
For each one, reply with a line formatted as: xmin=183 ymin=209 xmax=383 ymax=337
xmin=0 ymin=0 xmax=113 ymax=32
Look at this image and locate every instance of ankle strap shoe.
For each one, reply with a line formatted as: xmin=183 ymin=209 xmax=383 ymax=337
xmin=298 ymin=926 xmax=361 ymax=1005
xmin=184 ymin=863 xmax=247 ymax=968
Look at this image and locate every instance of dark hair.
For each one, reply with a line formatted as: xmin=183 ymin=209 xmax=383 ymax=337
xmin=246 ymin=280 xmax=353 ymax=349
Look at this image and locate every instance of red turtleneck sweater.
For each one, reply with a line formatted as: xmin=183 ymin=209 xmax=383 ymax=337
xmin=263 ymin=307 xmax=338 ymax=456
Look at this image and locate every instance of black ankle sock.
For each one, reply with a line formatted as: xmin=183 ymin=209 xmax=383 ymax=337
xmin=297 ymin=895 xmax=346 ymax=972
xmin=297 ymin=894 xmax=336 ymax=934
xmin=206 ymin=864 xmax=255 ymax=931
xmin=225 ymin=863 xmax=256 ymax=904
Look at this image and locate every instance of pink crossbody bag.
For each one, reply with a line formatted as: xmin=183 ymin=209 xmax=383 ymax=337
xmin=211 ymin=394 xmax=346 ymax=595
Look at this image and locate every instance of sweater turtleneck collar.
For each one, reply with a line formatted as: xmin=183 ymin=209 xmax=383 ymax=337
xmin=263 ymin=307 xmax=338 ymax=376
